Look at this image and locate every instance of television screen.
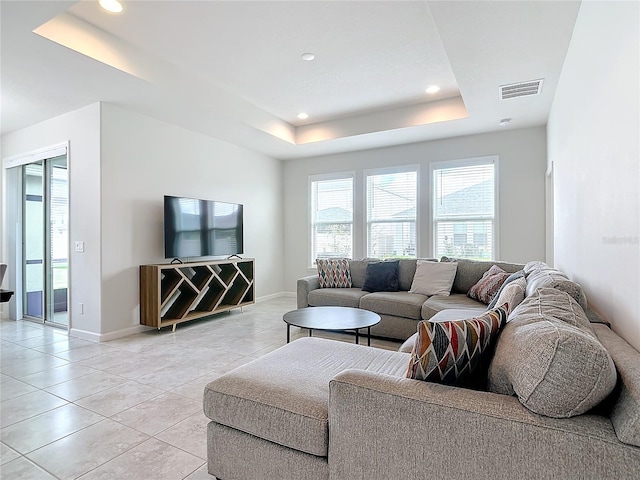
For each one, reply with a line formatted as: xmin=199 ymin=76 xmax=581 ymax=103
xmin=164 ymin=195 xmax=244 ymax=259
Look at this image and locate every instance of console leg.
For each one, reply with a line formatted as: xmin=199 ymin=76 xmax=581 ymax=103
xmin=172 ymin=324 xmax=177 ymax=333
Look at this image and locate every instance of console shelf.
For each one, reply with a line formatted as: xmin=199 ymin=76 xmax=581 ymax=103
xmin=140 ymin=259 xmax=255 ymax=331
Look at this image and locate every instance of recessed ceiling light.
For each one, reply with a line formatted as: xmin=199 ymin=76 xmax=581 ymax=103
xmin=301 ymin=53 xmax=315 ymax=61
xmin=99 ymin=0 xmax=124 ymax=14
xmin=498 ymin=118 xmax=512 ymax=127
xmin=297 ymin=113 xmax=309 ymax=120
xmin=425 ymin=85 xmax=440 ymax=94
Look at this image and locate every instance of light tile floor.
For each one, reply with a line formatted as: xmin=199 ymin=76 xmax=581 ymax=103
xmin=0 ymin=297 xmax=401 ymax=479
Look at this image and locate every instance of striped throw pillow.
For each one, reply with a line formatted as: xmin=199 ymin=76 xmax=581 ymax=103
xmin=467 ymin=265 xmax=510 ymax=304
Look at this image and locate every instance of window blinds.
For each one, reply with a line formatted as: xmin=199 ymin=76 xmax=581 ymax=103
xmin=433 ymin=162 xmax=495 ymax=260
xmin=366 ymin=170 xmax=417 ymax=258
xmin=311 ymin=177 xmax=353 ymax=262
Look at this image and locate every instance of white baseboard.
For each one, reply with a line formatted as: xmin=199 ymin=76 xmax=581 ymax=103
xmin=70 ymin=294 xmax=296 ymax=342
xmin=68 ymin=328 xmax=100 ymax=343
xmin=70 ymin=325 xmax=152 ymax=343
xmin=255 ymin=291 xmax=295 ymax=302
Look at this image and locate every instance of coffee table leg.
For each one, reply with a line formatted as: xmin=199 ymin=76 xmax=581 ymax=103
xmin=309 ymin=329 xmax=313 ymax=337
xmin=287 ymin=325 xmax=290 ymax=343
xmin=368 ymin=327 xmax=371 ymax=347
xmin=355 ymin=329 xmax=359 ymax=345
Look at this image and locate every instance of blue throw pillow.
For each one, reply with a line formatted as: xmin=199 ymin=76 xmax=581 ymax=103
xmin=361 ymin=260 xmax=400 ymax=293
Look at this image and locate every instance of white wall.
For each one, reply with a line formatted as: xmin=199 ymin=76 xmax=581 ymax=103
xmin=100 ymin=104 xmax=284 ymax=336
xmin=1 ymin=104 xmax=102 ymax=336
xmin=548 ymin=1 xmax=640 ymax=351
xmin=1 ymin=102 xmax=283 ymax=340
xmin=283 ymin=127 xmax=547 ymax=290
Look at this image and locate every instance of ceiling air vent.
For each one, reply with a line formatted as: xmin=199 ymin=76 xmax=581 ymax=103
xmin=499 ymin=79 xmax=544 ymax=100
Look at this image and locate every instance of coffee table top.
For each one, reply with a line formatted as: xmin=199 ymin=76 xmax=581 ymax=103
xmin=283 ymin=306 xmax=380 ymax=331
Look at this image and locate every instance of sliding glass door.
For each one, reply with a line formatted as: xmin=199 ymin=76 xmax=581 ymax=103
xmin=22 ymin=155 xmax=68 ymax=326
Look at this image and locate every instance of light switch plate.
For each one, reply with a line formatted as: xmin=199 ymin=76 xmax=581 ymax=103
xmin=75 ymin=241 xmax=84 ymax=253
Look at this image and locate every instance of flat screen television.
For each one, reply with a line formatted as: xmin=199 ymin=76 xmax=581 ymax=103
xmin=164 ymin=195 xmax=244 ymax=259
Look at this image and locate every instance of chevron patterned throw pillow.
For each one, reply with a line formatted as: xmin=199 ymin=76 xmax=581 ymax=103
xmin=316 ymin=258 xmax=353 ymax=288
xmin=406 ymin=305 xmax=508 ymax=389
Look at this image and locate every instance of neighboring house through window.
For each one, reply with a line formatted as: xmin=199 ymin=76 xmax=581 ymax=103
xmin=365 ymin=167 xmax=417 ymax=258
xmin=308 ymin=159 xmax=496 ymax=263
xmin=431 ymin=156 xmax=497 ymax=260
xmin=309 ymin=174 xmax=354 ymax=265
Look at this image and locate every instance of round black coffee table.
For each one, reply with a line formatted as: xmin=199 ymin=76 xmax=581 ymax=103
xmin=283 ymin=307 xmax=381 ymax=346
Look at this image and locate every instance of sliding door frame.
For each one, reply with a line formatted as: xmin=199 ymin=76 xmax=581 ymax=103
xmin=3 ymin=143 xmax=70 ymax=329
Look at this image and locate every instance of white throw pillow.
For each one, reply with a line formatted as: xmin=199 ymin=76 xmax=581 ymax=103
xmin=409 ymin=260 xmax=458 ymax=296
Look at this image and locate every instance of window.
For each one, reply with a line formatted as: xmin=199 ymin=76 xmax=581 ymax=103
xmin=432 ymin=158 xmax=497 ymax=260
xmin=366 ymin=168 xmax=417 ymax=258
xmin=310 ymin=175 xmax=353 ymax=264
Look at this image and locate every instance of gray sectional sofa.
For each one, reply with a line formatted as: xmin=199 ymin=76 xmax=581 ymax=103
xmin=297 ymin=257 xmax=524 ymax=340
xmin=205 ymin=259 xmax=640 ymax=479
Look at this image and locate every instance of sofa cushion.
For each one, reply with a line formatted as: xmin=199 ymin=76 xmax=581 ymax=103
xmin=360 ymin=291 xmax=427 ymax=320
xmin=487 ymin=270 xmax=525 ymax=309
xmin=467 ymin=265 xmax=510 ymax=304
xmin=525 ymin=268 xmax=588 ymax=311
xmin=491 ymin=276 xmax=526 ymax=314
xmin=488 ymin=289 xmax=617 ymax=418
xmin=362 ymin=260 xmax=400 ymax=293
xmin=421 ymin=293 xmax=486 ymax=320
xmin=397 ymin=259 xmax=419 ymax=291
xmin=308 ymin=288 xmax=369 ymax=308
xmin=440 ymin=257 xmax=524 ymax=294
xmin=203 ymin=337 xmax=409 ymax=457
xmin=523 ymin=260 xmax=550 ymax=274
xmin=592 ymin=324 xmax=640 ymax=447
xmin=348 ymin=259 xmax=376 ymax=288
xmin=350 ymin=258 xmax=431 ymax=291
xmin=406 ymin=305 xmax=508 ymax=389
xmin=316 ymin=258 xmax=352 ymax=288
xmin=408 ymin=260 xmax=457 ymax=296
xmin=369 ymin=314 xmax=421 ymax=341
xmin=398 ymin=334 xmax=417 ymax=353
xmin=513 ymin=288 xmax=591 ymax=331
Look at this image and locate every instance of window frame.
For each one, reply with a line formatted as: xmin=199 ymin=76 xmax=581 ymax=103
xmin=363 ymin=165 xmax=419 ymax=259
xmin=308 ymin=171 xmax=355 ymax=267
xmin=428 ymin=156 xmax=499 ymax=260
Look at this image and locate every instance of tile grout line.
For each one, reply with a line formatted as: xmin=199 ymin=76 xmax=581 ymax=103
xmin=2 ymin=299 xmax=401 ymax=478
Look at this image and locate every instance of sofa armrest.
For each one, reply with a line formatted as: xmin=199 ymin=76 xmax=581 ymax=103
xmin=329 ymin=369 xmax=638 ymax=480
xmin=297 ymin=275 xmax=319 ymax=308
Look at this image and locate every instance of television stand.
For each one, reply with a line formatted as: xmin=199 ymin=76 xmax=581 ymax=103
xmin=139 ymin=258 xmax=255 ymax=331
